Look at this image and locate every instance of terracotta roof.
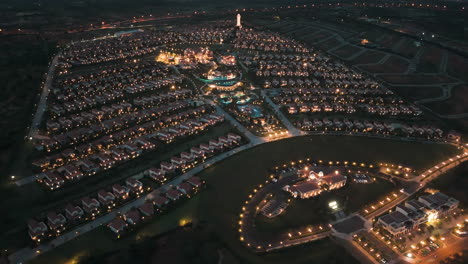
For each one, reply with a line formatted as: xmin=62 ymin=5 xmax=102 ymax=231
xmin=187 ymin=176 xmax=202 ymax=187
xmin=138 ymin=202 xmax=154 ymax=216
xmin=108 ymin=218 xmax=127 ymax=232
xmin=154 ymin=196 xmax=169 ymax=207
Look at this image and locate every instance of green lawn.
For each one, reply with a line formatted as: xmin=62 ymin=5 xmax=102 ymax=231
xmin=427 ymin=161 xmax=468 ymax=206
xmin=25 ymin=135 xmax=460 ymax=264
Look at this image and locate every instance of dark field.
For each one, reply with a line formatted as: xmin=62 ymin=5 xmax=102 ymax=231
xmin=331 ymin=44 xmax=363 ymax=59
xmin=380 ymin=74 xmax=458 ymax=85
xmin=350 ymin=50 xmax=386 ymax=65
xmin=359 ymin=56 xmax=409 ymax=74
xmin=391 ymin=86 xmax=444 ymax=101
xmin=423 ymin=85 xmax=468 ymax=116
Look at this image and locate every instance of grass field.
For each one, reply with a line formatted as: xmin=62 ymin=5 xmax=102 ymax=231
xmin=427 ymin=161 xmax=468 ymax=206
xmin=391 ymin=85 xmax=444 ymax=101
xmin=423 ymin=85 xmax=468 ymax=116
xmin=26 ymin=135 xmax=460 ymax=264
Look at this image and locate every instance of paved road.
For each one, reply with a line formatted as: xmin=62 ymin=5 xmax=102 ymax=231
xmin=206 ymin=99 xmax=265 ymax=145
xmin=11 ymin=90 xmax=467 ymax=262
xmin=15 ymin=98 xmax=266 ymax=187
xmin=347 ymin=152 xmax=468 ymax=264
xmin=17 ymin=130 xmax=452 ymax=187
xmin=365 ymin=152 xmax=468 ymax=220
xmin=16 ymin=100 xmax=462 ymax=189
xmin=237 ymin=150 xmax=467 ymax=259
xmin=260 ymin=90 xmax=302 ymax=137
xmin=239 ymin=169 xmax=333 ymax=253
xmin=334 ymin=236 xmax=379 ymax=264
xmin=8 ymin=142 xmax=254 ymax=264
xmin=409 ymin=235 xmax=468 ymax=264
xmin=28 ymin=53 xmax=60 ymax=139
xmin=265 ymin=231 xmax=331 ymax=252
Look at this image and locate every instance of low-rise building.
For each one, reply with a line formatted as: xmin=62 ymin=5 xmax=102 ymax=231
xmin=177 ymin=182 xmax=193 ymax=195
xmin=65 ymin=204 xmax=84 ymax=222
xmin=228 ymin=133 xmax=241 ymax=142
xmin=28 ymin=219 xmax=48 ymax=241
xmin=113 ymin=184 xmax=130 ymax=200
xmin=190 ymin=147 xmax=204 ymax=158
xmin=138 ymin=202 xmax=155 ymax=217
xmin=145 ymin=168 xmax=166 ymax=183
xmin=378 ymin=192 xmax=459 ymax=236
xmin=124 ymin=210 xmax=141 ymax=225
xmin=171 ymin=157 xmax=186 ymax=169
xmin=284 ymin=169 xmax=347 ymax=199
xmin=47 ymin=212 xmax=67 ymax=232
xmin=187 ymin=176 xmax=203 ymax=188
xmin=81 ymin=197 xmax=100 ymax=216
xmin=160 ymin=161 xmax=175 ymax=173
xmin=283 ymin=181 xmax=322 ymax=199
xmin=41 ymin=171 xmax=65 ymax=190
xmin=154 ymin=195 xmax=169 ymax=209
xmin=166 ymin=189 xmax=183 ymax=201
xmin=126 ymin=178 xmax=143 ymax=195
xmin=108 ymin=217 xmax=127 ymax=234
xmin=98 ymin=190 xmax=116 ymax=209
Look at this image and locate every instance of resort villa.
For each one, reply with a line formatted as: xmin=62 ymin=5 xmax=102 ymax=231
xmin=283 ymin=169 xmax=347 ymax=199
xmin=378 ymin=192 xmax=459 ymax=236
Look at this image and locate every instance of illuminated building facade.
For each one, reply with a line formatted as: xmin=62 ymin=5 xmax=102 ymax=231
xmin=283 ymin=169 xmax=347 ymax=199
xmin=378 ymin=192 xmax=459 ymax=236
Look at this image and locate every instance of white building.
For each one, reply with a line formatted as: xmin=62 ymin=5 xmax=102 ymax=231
xmin=236 ymin=14 xmax=242 ymax=28
xmin=378 ymin=192 xmax=459 ymax=236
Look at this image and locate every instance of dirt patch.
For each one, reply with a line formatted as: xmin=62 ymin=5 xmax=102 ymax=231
xmin=331 ymin=44 xmax=362 ymax=59
xmin=315 ymin=37 xmax=341 ymax=50
xmin=376 ymin=33 xmax=402 ymax=49
xmin=423 ymin=85 xmax=468 ymax=116
xmin=394 ymin=39 xmax=421 ymax=59
xmin=350 ymin=50 xmax=386 ymax=65
xmin=302 ymin=31 xmax=332 ymax=43
xmin=417 ymin=45 xmax=444 ymax=73
xmin=446 ymin=54 xmax=468 ymax=82
xmin=379 ymin=74 xmax=457 ymax=85
xmin=392 ymin=86 xmax=444 ymax=101
xmin=359 ymin=56 xmax=408 ymax=74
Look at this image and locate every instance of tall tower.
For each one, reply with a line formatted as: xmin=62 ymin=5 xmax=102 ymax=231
xmin=236 ymin=13 xmax=242 ymax=29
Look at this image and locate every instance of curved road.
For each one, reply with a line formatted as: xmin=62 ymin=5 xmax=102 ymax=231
xmin=28 ymin=53 xmax=60 ymax=139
